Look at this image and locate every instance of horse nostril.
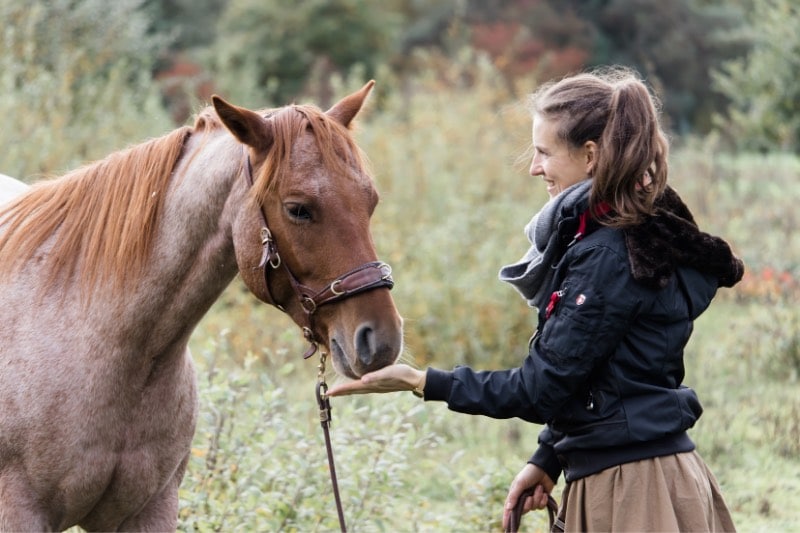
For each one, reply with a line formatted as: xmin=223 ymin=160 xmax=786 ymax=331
xmin=355 ymin=324 xmax=376 ymax=366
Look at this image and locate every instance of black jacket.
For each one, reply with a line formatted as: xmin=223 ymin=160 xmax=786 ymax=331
xmin=424 ymin=187 xmax=743 ymax=482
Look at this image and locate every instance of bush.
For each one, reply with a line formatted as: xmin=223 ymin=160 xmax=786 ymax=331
xmin=0 ymin=0 xmax=172 ymax=179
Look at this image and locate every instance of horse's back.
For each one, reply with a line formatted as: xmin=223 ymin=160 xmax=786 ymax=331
xmin=0 ymin=173 xmax=29 ymax=205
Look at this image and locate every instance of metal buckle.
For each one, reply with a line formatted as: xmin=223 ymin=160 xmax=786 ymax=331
xmin=301 ymin=296 xmax=317 ymax=314
xmin=260 ymin=227 xmax=281 ymax=268
xmin=378 ymin=262 xmax=393 ymax=280
xmin=330 ymin=279 xmax=345 ymax=296
xmin=260 ymin=227 xmax=272 ymax=245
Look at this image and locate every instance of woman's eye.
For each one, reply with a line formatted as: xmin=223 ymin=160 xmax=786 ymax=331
xmin=285 ymin=203 xmax=312 ymax=221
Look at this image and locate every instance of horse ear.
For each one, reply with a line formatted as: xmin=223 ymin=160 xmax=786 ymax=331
xmin=212 ymin=95 xmax=273 ymax=151
xmin=326 ymin=80 xmax=375 ymax=128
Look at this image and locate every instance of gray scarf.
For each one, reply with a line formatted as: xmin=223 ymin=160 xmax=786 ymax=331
xmin=498 ymin=179 xmax=592 ymax=308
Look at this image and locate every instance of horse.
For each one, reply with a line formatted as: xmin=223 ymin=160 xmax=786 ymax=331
xmin=0 ymin=81 xmax=403 ymax=531
xmin=0 ymin=173 xmax=29 ymax=204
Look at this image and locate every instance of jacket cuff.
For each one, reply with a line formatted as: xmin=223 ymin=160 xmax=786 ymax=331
xmin=422 ymin=367 xmax=453 ymax=402
xmin=529 ymin=444 xmax=562 ymax=485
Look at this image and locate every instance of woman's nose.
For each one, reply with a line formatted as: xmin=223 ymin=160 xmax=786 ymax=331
xmin=530 ymin=157 xmax=542 ymax=176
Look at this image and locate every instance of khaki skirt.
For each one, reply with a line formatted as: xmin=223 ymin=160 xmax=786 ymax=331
xmin=554 ymin=450 xmax=736 ymax=532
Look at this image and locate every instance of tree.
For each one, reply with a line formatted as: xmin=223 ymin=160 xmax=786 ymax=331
xmin=457 ymin=0 xmax=749 ymax=134
xmin=555 ymin=0 xmax=748 ymax=134
xmin=207 ymin=0 xmax=403 ymax=107
xmin=712 ymin=0 xmax=800 ymax=152
xmin=0 ymin=0 xmax=173 ymax=178
xmin=144 ymin=0 xmax=227 ymax=54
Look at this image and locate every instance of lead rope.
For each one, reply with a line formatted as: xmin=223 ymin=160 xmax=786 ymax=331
xmin=315 ymin=352 xmax=347 ymax=532
xmin=505 ymin=486 xmax=560 ymax=533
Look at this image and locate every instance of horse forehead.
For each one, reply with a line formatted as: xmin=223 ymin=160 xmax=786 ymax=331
xmin=290 ymin=133 xmax=375 ymax=196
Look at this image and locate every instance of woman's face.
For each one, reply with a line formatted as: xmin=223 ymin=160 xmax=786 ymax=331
xmin=530 ymin=114 xmax=595 ymax=198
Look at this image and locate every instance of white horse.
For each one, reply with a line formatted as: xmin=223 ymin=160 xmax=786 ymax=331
xmin=0 ymin=82 xmax=403 ymax=531
xmin=0 ymin=173 xmax=29 ymax=205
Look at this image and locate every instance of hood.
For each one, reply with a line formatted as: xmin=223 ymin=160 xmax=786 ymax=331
xmin=624 ymin=186 xmax=745 ymax=290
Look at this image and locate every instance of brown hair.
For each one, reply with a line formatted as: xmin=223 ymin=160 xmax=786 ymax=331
xmin=528 ymin=67 xmax=669 ymax=226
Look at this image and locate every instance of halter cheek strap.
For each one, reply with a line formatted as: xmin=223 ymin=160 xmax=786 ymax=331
xmin=242 ymin=149 xmax=394 ymax=358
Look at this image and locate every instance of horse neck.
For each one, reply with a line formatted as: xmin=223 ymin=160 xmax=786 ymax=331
xmin=120 ymin=133 xmax=246 ymax=345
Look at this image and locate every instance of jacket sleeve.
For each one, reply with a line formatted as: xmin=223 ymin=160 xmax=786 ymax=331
xmin=423 ymin=242 xmax=639 ymax=424
xmin=529 ymin=425 xmax=564 ymax=484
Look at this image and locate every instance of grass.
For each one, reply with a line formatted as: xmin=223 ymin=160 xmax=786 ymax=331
xmin=685 ymin=302 xmax=800 ymax=532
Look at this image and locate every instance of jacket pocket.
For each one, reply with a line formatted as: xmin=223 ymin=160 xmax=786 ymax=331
xmin=540 ymin=283 xmax=605 ymax=363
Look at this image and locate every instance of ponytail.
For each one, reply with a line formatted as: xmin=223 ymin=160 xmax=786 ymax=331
xmin=591 ymin=78 xmax=669 ymax=226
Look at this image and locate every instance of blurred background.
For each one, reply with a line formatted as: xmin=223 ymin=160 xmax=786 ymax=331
xmin=2 ymin=0 xmax=798 ymax=531
xmin=2 ymin=0 xmax=798 ymax=177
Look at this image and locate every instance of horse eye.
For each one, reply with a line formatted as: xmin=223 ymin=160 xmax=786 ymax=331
xmin=285 ymin=202 xmax=312 ymax=221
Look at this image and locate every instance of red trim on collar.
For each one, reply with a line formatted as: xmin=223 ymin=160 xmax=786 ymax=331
xmin=575 ymin=201 xmax=612 ymax=241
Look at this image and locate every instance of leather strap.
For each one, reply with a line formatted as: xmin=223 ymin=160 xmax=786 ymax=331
xmin=317 ymin=379 xmax=346 ymax=532
xmin=296 ymin=261 xmax=394 ymax=313
xmin=506 ymin=487 xmax=559 ymax=533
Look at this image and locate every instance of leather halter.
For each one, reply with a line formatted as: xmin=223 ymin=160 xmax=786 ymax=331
xmin=242 ymin=150 xmax=394 ymax=359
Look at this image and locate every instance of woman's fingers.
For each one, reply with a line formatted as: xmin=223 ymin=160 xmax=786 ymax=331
xmin=327 ymin=365 xmax=423 ymax=396
xmin=502 ymin=480 xmax=552 ymax=529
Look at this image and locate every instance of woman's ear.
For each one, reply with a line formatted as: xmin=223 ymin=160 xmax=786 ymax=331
xmin=583 ymin=140 xmax=598 ymax=175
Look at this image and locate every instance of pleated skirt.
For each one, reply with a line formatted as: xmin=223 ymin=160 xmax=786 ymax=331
xmin=553 ymin=450 xmax=736 ymax=532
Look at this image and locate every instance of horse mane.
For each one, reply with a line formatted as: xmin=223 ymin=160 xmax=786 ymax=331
xmin=0 ymin=126 xmax=193 ymax=295
xmin=0 ymin=102 xmax=368 ymax=298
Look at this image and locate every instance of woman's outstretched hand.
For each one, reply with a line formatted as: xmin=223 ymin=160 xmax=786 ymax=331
xmin=326 ymin=364 xmax=425 ymax=397
xmin=502 ymin=463 xmax=556 ymax=531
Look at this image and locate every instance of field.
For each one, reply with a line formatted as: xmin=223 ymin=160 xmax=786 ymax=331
xmin=176 ymin=72 xmax=800 ymax=532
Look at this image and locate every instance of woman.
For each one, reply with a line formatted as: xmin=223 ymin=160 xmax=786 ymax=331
xmin=328 ymin=67 xmax=742 ymax=532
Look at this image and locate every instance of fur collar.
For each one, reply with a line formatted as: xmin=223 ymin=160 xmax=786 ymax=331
xmin=623 ymin=187 xmax=744 ymax=289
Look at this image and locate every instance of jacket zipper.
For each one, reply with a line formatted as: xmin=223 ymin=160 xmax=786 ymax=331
xmin=545 ymin=288 xmax=565 ymax=320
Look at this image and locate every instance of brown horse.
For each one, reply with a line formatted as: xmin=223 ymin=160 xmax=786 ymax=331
xmin=0 ymin=82 xmax=403 ymax=531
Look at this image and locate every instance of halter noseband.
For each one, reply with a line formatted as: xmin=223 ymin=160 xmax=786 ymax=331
xmin=243 ymin=150 xmax=395 ymax=359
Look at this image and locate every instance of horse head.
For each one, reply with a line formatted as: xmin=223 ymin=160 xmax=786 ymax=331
xmin=213 ymin=82 xmax=403 ymax=379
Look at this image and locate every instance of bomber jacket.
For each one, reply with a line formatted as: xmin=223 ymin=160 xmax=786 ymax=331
xmin=423 ymin=187 xmax=743 ymax=483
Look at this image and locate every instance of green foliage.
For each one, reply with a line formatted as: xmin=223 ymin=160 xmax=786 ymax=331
xmin=207 ymin=0 xmax=404 ymax=107
xmin=574 ymin=0 xmax=749 ymax=134
xmin=458 ymin=0 xmax=749 ymax=134
xmin=179 ymin=329 xmax=542 ymax=531
xmin=0 ymin=0 xmax=173 ymax=179
xmin=144 ymin=0 xmax=227 ymax=52
xmin=200 ymin=0 xmax=754 ymax=135
xmin=712 ymin=0 xmax=800 ymax=152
